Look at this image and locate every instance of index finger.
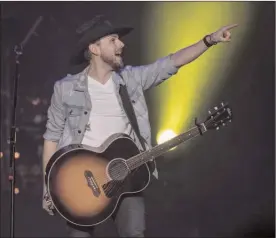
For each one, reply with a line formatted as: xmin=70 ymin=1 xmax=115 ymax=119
xmin=223 ymin=24 xmax=239 ymax=31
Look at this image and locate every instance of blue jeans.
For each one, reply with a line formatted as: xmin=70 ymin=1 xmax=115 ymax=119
xmin=67 ymin=195 xmax=145 ymax=237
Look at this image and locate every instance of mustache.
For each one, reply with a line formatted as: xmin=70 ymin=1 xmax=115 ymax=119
xmin=115 ymin=48 xmax=124 ymax=55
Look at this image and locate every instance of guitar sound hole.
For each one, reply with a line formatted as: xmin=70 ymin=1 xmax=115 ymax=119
xmin=107 ymin=158 xmax=130 ymax=181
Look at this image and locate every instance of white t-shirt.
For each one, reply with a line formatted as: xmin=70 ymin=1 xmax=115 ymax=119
xmin=81 ymin=76 xmax=133 ymax=147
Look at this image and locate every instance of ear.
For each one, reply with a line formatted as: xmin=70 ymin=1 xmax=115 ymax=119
xmin=88 ymin=43 xmax=99 ymax=56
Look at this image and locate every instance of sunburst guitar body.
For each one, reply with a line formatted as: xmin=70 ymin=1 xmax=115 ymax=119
xmin=45 ymin=102 xmax=232 ymax=227
xmin=45 ymin=134 xmax=150 ymax=227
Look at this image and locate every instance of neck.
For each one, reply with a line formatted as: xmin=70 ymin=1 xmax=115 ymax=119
xmin=88 ymin=59 xmax=114 ymax=84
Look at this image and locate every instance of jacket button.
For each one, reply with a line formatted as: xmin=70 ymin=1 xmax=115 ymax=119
xmin=131 ymin=100 xmax=135 ymax=104
xmin=84 ymin=111 xmax=87 ymax=115
xmin=78 ymin=130 xmax=81 ymax=134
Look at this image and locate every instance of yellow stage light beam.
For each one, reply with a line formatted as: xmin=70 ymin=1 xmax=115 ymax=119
xmin=157 ymin=129 xmax=177 ymax=151
xmin=142 ymin=2 xmax=254 ymax=145
xmin=157 ymin=129 xmax=177 ymax=145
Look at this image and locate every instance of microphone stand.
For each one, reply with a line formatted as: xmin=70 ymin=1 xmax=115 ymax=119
xmin=8 ymin=16 xmax=43 ymax=238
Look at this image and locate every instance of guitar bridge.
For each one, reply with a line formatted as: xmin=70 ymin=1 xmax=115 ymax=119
xmin=84 ymin=170 xmax=101 ymax=197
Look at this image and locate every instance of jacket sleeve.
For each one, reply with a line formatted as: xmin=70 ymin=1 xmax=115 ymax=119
xmin=129 ymin=54 xmax=179 ymax=91
xmin=43 ymin=80 xmax=66 ymax=142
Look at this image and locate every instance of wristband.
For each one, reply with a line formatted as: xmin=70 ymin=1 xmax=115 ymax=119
xmin=203 ymin=35 xmax=216 ymax=47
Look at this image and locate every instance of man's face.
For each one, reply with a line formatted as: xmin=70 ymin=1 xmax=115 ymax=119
xmin=95 ymin=34 xmax=125 ymax=70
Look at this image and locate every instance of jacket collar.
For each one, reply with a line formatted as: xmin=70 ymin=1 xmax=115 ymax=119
xmin=73 ymin=66 xmax=125 ymax=92
xmin=73 ymin=66 xmax=89 ymax=92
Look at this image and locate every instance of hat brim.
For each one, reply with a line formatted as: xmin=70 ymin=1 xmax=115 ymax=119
xmin=70 ymin=26 xmax=133 ymax=65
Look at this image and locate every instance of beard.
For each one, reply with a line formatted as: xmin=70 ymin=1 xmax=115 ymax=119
xmin=101 ymin=53 xmax=124 ymax=71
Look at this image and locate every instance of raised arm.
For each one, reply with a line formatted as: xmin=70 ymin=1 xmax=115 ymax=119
xmin=129 ymin=23 xmax=238 ymax=91
xmin=172 ymin=24 xmax=238 ymax=67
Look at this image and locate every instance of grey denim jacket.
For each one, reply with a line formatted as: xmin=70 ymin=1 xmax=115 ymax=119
xmin=43 ymin=55 xmax=179 ymax=177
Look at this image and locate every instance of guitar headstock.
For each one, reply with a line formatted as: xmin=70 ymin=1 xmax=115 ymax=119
xmin=204 ymin=102 xmax=232 ymax=130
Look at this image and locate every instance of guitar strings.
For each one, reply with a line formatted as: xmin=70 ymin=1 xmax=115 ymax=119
xmin=101 ymin=110 xmax=229 ymax=197
xmin=125 ymin=112 xmax=228 ymax=171
xmin=102 ymin=167 xmax=141 ymax=197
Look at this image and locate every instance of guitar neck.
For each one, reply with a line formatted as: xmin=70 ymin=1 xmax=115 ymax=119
xmin=126 ymin=124 xmax=207 ymax=170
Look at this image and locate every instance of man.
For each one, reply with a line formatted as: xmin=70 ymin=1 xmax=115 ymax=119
xmin=42 ymin=15 xmax=237 ymax=237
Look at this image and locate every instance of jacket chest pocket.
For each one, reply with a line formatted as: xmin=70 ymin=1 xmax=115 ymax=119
xmin=66 ymin=107 xmax=83 ymax=129
xmin=129 ymin=91 xmax=146 ymax=118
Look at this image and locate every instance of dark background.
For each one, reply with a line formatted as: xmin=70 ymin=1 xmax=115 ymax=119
xmin=0 ymin=2 xmax=274 ymax=237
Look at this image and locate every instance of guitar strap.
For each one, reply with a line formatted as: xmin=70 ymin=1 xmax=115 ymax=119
xmin=118 ymin=83 xmax=155 ymax=174
xmin=119 ymin=83 xmax=147 ymax=152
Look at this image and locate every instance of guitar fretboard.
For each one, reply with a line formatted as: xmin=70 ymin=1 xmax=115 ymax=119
xmin=126 ymin=125 xmax=205 ymax=170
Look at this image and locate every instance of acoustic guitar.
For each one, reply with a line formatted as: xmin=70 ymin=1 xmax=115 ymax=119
xmin=45 ymin=102 xmax=232 ymax=227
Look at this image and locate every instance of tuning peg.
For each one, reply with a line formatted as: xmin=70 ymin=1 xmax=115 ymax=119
xmin=216 ymin=127 xmax=220 ymax=130
xmin=221 ymin=102 xmax=224 ymax=106
xmin=214 ymin=106 xmax=218 ymax=110
xmin=208 ymin=110 xmax=212 ymax=115
xmin=222 ymin=123 xmax=225 ymax=126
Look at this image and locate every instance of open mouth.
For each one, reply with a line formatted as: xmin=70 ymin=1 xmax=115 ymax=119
xmin=115 ymin=51 xmax=123 ymax=57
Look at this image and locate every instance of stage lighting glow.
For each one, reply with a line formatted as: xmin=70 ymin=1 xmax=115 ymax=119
xmin=14 ymin=152 xmax=20 ymax=159
xmin=157 ymin=129 xmax=177 ymax=145
xmin=142 ymin=2 xmax=253 ymax=150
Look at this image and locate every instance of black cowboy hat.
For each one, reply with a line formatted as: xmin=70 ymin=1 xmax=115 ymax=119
xmin=70 ymin=15 xmax=133 ymax=65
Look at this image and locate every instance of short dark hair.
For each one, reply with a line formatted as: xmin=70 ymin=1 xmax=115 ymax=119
xmin=84 ymin=48 xmax=92 ymax=61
